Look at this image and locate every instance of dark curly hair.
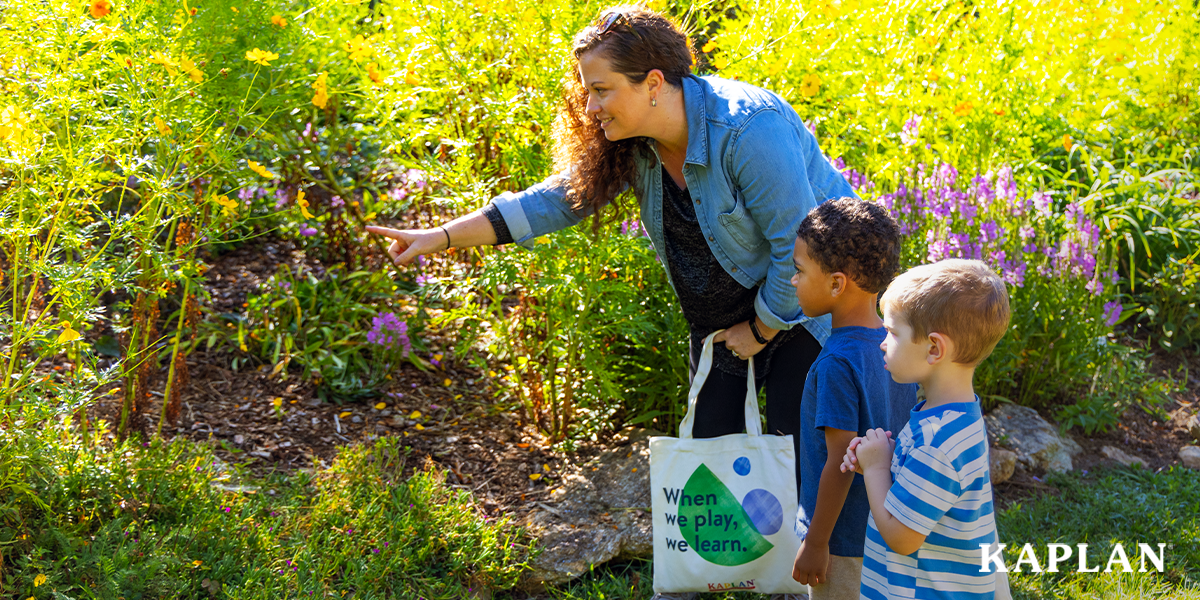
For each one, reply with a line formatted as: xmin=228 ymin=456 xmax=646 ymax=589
xmin=796 ymin=198 xmax=902 ymax=294
xmin=552 ymin=6 xmax=696 ymax=230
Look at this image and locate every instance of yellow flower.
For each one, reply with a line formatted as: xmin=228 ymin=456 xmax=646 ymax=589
xmin=701 ymin=39 xmax=717 ymax=53
xmin=528 ymin=473 xmax=541 ymax=480
xmin=1063 ymin=134 xmax=1073 ymax=151
xmin=800 ymin=73 xmax=821 ymax=97
xmin=148 ymin=51 xmax=179 ymax=76
xmin=410 ymin=410 xmax=422 ymax=419
xmin=212 ymin=194 xmax=237 ymax=216
xmin=366 ymin=62 xmax=383 ymax=85
xmin=181 ymin=57 xmax=203 ymax=83
xmin=271 ymin=15 xmax=287 ymax=27
xmin=247 ymin=160 xmax=276 ymax=178
xmin=414 ymin=423 xmax=425 ymax=431
xmin=34 ymin=574 xmax=48 ymax=587
xmin=296 ymin=190 xmax=314 ymax=219
xmin=345 ymin=35 xmax=371 ymax=62
xmin=312 ymin=72 xmax=329 ymax=108
xmin=90 ymin=0 xmax=111 ymax=18
xmin=272 ymin=397 xmax=283 ymax=408
xmin=154 ymin=117 xmax=171 ymax=135
xmin=374 ymin=402 xmax=386 ymax=410
xmin=88 ymin=24 xmax=121 ymax=43
xmin=404 ymin=69 xmax=419 ymax=85
xmin=230 ymin=6 xmax=238 ymax=12
xmin=339 ymin=411 xmax=352 ymax=418
xmin=443 ymin=378 xmax=452 ymax=387
xmin=245 ymin=48 xmax=279 ymax=66
xmin=192 ymin=560 xmax=202 ymax=567
xmin=57 ymin=322 xmax=80 ymax=344
xmin=953 ymin=101 xmax=974 ymax=116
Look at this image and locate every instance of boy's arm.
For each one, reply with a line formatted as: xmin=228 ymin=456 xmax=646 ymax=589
xmin=792 ymin=427 xmax=857 ymax=585
xmin=856 ymin=428 xmax=927 ymax=556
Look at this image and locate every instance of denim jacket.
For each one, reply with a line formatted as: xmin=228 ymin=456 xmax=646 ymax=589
xmin=490 ymin=75 xmax=856 ymax=344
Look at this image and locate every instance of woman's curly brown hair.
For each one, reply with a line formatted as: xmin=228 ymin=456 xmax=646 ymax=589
xmin=796 ymin=198 xmax=903 ymax=294
xmin=552 ymin=6 xmax=696 ymax=231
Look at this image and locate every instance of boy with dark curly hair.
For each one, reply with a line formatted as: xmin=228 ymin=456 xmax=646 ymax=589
xmin=788 ymin=198 xmax=918 ymax=600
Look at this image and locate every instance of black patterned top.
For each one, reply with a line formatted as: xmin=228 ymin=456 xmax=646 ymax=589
xmin=659 ymin=166 xmax=799 ymax=379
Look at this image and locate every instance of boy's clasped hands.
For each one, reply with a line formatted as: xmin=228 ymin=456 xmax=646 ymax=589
xmin=839 ymin=429 xmax=894 ymax=476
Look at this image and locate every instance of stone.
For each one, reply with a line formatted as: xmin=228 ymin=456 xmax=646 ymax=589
xmin=984 ymin=404 xmax=1082 ymax=473
xmin=1187 ymin=415 xmax=1200 ymax=442
xmin=1180 ymin=446 xmax=1200 ymax=470
xmin=521 ymin=429 xmax=655 ymax=586
xmin=989 ymin=447 xmax=1017 ymax=484
xmin=1100 ymin=446 xmax=1146 ymax=468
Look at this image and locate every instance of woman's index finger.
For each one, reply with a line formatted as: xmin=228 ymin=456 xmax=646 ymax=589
xmin=364 ymin=225 xmax=404 ymax=240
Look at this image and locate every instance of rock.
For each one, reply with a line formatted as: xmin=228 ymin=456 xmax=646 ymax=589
xmin=1100 ymin=446 xmax=1146 ymax=468
xmin=1187 ymin=415 xmax=1200 ymax=442
xmin=989 ymin=447 xmax=1017 ymax=484
xmin=521 ymin=429 xmax=655 ymax=586
xmin=1180 ymin=446 xmax=1200 ymax=470
xmin=984 ymin=404 xmax=1082 ymax=473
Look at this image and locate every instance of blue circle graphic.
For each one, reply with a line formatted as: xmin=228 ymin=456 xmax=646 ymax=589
xmin=742 ymin=489 xmax=782 ymax=535
xmin=733 ymin=457 xmax=751 ymax=476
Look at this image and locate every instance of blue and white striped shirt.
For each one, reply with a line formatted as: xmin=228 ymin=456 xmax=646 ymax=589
xmin=861 ymin=399 xmax=997 ymax=600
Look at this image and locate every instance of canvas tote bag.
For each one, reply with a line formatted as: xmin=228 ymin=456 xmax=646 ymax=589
xmin=650 ymin=331 xmax=807 ymax=595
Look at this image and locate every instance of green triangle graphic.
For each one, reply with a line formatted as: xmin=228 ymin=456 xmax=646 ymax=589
xmin=678 ymin=463 xmax=774 ymax=566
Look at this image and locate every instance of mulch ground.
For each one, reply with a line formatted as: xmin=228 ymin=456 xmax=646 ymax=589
xmin=82 ymin=235 xmax=1200 ymax=523
xmin=86 ymin=234 xmax=597 ymax=523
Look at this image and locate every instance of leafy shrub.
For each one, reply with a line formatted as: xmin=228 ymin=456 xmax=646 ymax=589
xmin=235 ymin=265 xmax=421 ymax=402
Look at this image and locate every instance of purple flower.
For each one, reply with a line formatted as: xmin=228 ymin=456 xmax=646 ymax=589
xmin=301 ymin=121 xmax=315 ymax=142
xmin=406 ymin=168 xmax=427 ymax=190
xmin=832 ymin=156 xmax=846 ymax=170
xmin=367 ymin=312 xmax=412 ymax=357
xmin=1032 ymin=191 xmax=1054 ymax=217
xmin=330 ymin=195 xmax=344 ymax=208
xmin=900 ymin=116 xmax=921 ymax=146
xmin=238 ymin=187 xmax=255 ymax=201
xmin=299 ymin=225 xmax=319 ymax=237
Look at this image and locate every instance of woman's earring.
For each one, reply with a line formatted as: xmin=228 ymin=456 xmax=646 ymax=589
xmin=651 ymin=97 xmax=657 ymax=107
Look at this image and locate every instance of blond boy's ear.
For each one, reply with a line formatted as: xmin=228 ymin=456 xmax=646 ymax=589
xmin=926 ymin=332 xmax=952 ymax=365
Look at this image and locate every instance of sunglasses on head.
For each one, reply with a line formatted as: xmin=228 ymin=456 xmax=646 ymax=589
xmin=596 ymin=11 xmax=643 ymax=40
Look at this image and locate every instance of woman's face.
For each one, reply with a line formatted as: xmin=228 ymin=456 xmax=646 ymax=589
xmin=577 ymin=51 xmax=651 ymax=141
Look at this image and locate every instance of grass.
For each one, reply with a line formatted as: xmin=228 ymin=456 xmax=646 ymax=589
xmin=2 ymin=416 xmax=530 ymax=600
xmin=517 ymin=468 xmax=1200 ymax=600
xmin=7 ymin=411 xmax=1200 ymax=600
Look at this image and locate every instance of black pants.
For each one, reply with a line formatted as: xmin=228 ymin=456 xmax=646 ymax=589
xmin=687 ymin=326 xmax=823 ymax=495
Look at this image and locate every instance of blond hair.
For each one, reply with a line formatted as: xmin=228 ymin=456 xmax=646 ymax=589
xmin=880 ymin=259 xmax=1011 ymax=365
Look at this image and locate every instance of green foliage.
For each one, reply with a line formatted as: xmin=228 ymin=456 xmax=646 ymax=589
xmin=1055 ymin=342 xmax=1177 ymax=435
xmin=232 ymin=265 xmax=422 ymax=402
xmin=2 ymin=416 xmax=529 ymax=598
xmin=443 ymin=218 xmax=689 ymax=444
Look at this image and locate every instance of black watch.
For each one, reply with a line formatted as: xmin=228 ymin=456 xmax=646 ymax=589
xmin=748 ymin=319 xmax=769 ymax=345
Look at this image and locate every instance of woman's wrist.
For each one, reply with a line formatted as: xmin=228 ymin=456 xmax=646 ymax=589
xmin=750 ymin=316 xmax=778 ymax=344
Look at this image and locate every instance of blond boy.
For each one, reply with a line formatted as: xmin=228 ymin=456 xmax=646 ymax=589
xmin=842 ymin=259 xmax=1011 ymax=600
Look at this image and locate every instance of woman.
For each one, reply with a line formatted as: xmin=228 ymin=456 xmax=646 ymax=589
xmin=368 ymin=10 xmax=853 ymax=596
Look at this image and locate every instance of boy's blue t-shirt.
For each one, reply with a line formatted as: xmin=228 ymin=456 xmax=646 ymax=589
xmin=794 ymin=326 xmax=918 ymax=557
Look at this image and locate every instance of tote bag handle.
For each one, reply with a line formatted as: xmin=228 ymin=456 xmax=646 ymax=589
xmin=678 ymin=330 xmax=761 ymax=439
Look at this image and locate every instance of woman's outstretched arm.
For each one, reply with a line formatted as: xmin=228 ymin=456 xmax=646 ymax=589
xmin=365 ymin=209 xmax=497 ymax=266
